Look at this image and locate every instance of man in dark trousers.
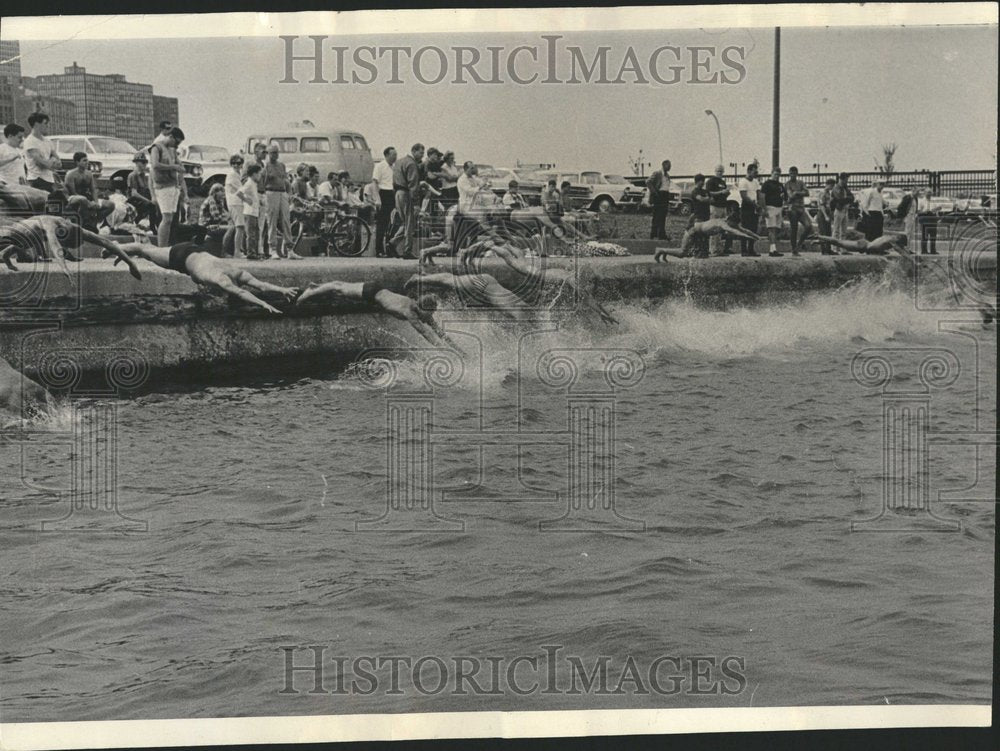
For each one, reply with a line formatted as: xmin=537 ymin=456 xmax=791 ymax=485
xmin=705 ymin=164 xmax=731 ymax=256
xmin=784 ymin=166 xmax=814 ymax=252
xmin=686 ymin=173 xmax=712 ymax=257
xmin=393 ymin=143 xmax=424 ymax=260
xmin=645 ymin=159 xmax=674 ymax=240
xmin=737 ymin=163 xmax=763 ymax=256
xmin=373 ymin=146 xmax=397 ymax=257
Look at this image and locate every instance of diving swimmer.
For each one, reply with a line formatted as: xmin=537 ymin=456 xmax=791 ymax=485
xmin=405 ymin=271 xmax=536 ymax=322
xmin=109 ymin=241 xmax=297 ymax=313
xmin=806 ymin=232 xmax=909 ymax=255
xmin=654 ymin=218 xmax=766 ymax=262
xmin=296 ymin=280 xmax=458 ymax=349
xmin=1 ymin=214 xmax=142 ymax=279
xmin=459 ymin=233 xmax=618 ymax=324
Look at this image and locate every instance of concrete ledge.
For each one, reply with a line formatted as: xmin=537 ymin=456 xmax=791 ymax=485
xmin=0 ymin=253 xmax=991 ymax=382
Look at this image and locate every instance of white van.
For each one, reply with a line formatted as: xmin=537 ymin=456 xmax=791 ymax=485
xmin=245 ymin=125 xmax=374 ymax=183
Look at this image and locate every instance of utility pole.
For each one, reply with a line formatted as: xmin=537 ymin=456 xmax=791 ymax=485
xmin=772 ymin=27 xmax=780 ymax=170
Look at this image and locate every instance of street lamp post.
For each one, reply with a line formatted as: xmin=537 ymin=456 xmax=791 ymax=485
xmin=705 ymin=109 xmax=723 ymax=165
xmin=812 ymin=162 xmax=828 ymax=187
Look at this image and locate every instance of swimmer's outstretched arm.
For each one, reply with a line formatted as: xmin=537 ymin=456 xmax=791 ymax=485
xmin=209 ymin=272 xmax=283 ymax=314
xmin=231 ymin=269 xmax=299 ymax=301
xmin=295 ymin=280 xmax=360 ymax=305
xmin=718 ymin=222 xmax=764 ymax=242
xmin=409 ymin=317 xmax=459 ymax=350
xmin=109 ymin=242 xmax=172 ymax=268
xmin=405 ymin=272 xmax=460 ymax=292
xmin=486 ymin=241 xmax=536 ymax=277
xmin=419 ymin=240 xmax=453 ymax=266
xmin=74 ymin=228 xmax=142 ymax=279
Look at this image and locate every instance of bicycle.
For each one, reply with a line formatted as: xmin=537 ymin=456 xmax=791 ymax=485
xmin=290 ymin=201 xmax=372 ymax=257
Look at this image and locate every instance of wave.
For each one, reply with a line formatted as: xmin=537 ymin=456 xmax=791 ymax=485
xmin=339 ymin=276 xmax=979 ymax=392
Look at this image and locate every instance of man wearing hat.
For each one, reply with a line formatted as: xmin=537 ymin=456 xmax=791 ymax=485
xmin=127 ymin=150 xmax=159 ymax=227
xmin=262 ymin=143 xmax=301 ymax=259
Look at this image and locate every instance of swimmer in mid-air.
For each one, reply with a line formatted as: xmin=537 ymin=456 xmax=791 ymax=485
xmin=405 ymin=271 xmax=536 ymax=322
xmin=109 ymin=241 xmax=298 ymax=313
xmin=806 ymin=232 xmax=909 ymax=256
xmin=1 ymin=214 xmax=142 ymax=279
xmin=296 ymin=280 xmax=458 ymax=349
xmin=459 ymin=233 xmax=618 ymax=325
xmin=654 ymin=218 xmax=765 ymax=262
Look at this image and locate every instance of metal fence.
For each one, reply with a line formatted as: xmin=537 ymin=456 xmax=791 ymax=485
xmin=627 ymin=170 xmax=997 ymax=196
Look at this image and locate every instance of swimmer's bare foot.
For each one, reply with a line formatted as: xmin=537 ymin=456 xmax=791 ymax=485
xmin=654 ymin=250 xmax=668 ymax=263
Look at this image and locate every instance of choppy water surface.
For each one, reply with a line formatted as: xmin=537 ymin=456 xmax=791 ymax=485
xmin=1 ymin=280 xmax=994 ymax=721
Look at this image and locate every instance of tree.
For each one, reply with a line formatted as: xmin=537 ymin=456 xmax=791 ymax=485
xmin=875 ymin=142 xmax=898 ymax=177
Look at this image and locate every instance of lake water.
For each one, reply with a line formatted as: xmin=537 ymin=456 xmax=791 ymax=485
xmin=1 ymin=278 xmax=994 ymax=721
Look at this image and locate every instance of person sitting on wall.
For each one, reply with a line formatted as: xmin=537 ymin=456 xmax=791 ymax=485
xmin=63 ymin=152 xmax=116 ymax=231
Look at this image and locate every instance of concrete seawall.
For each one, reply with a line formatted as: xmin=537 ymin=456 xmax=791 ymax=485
xmin=0 ymin=253 xmax=989 ymax=384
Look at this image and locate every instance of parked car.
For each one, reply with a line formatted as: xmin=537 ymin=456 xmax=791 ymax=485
xmin=178 ymin=144 xmax=231 ymax=195
xmin=245 ymin=125 xmax=374 ymax=184
xmin=508 ymin=169 xmax=634 ymax=212
xmin=927 ymin=196 xmax=955 ymax=214
xmin=50 ymin=134 xmax=202 ymax=192
xmin=50 ymin=135 xmax=132 ymax=190
xmin=516 ymin=169 xmax=591 ymax=209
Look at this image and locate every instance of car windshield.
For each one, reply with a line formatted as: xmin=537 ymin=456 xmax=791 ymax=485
xmin=88 ymin=137 xmax=137 ymax=154
xmin=190 ymin=146 xmax=230 ymax=161
xmin=605 ymin=175 xmax=626 ymax=184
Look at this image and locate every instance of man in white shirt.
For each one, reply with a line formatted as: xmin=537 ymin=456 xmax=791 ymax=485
xmin=0 ymin=124 xmax=27 ymax=186
xmin=372 ymin=147 xmax=397 ymax=257
xmin=363 ymin=177 xmax=381 ymax=211
xmin=22 ymin=112 xmax=62 ymax=193
xmin=457 ymin=161 xmax=483 ymax=214
xmin=858 ymin=179 xmax=886 ymax=241
xmin=316 ymin=172 xmax=336 ymax=202
xmin=502 ymin=180 xmax=527 ymax=209
xmin=737 ymin=163 xmax=763 ymax=256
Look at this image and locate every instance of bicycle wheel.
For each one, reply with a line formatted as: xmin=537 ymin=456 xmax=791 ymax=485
xmin=328 ymin=216 xmax=372 ymax=257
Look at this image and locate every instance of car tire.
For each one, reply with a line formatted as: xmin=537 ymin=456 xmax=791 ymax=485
xmin=592 ymin=197 xmax=614 ymax=213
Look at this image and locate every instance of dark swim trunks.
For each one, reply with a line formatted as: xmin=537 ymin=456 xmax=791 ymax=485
xmin=167 ymin=242 xmax=203 ymax=274
xmin=361 ymin=282 xmax=383 ymax=305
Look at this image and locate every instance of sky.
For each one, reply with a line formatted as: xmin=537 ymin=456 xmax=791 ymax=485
xmin=12 ymin=24 xmax=999 ymax=176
